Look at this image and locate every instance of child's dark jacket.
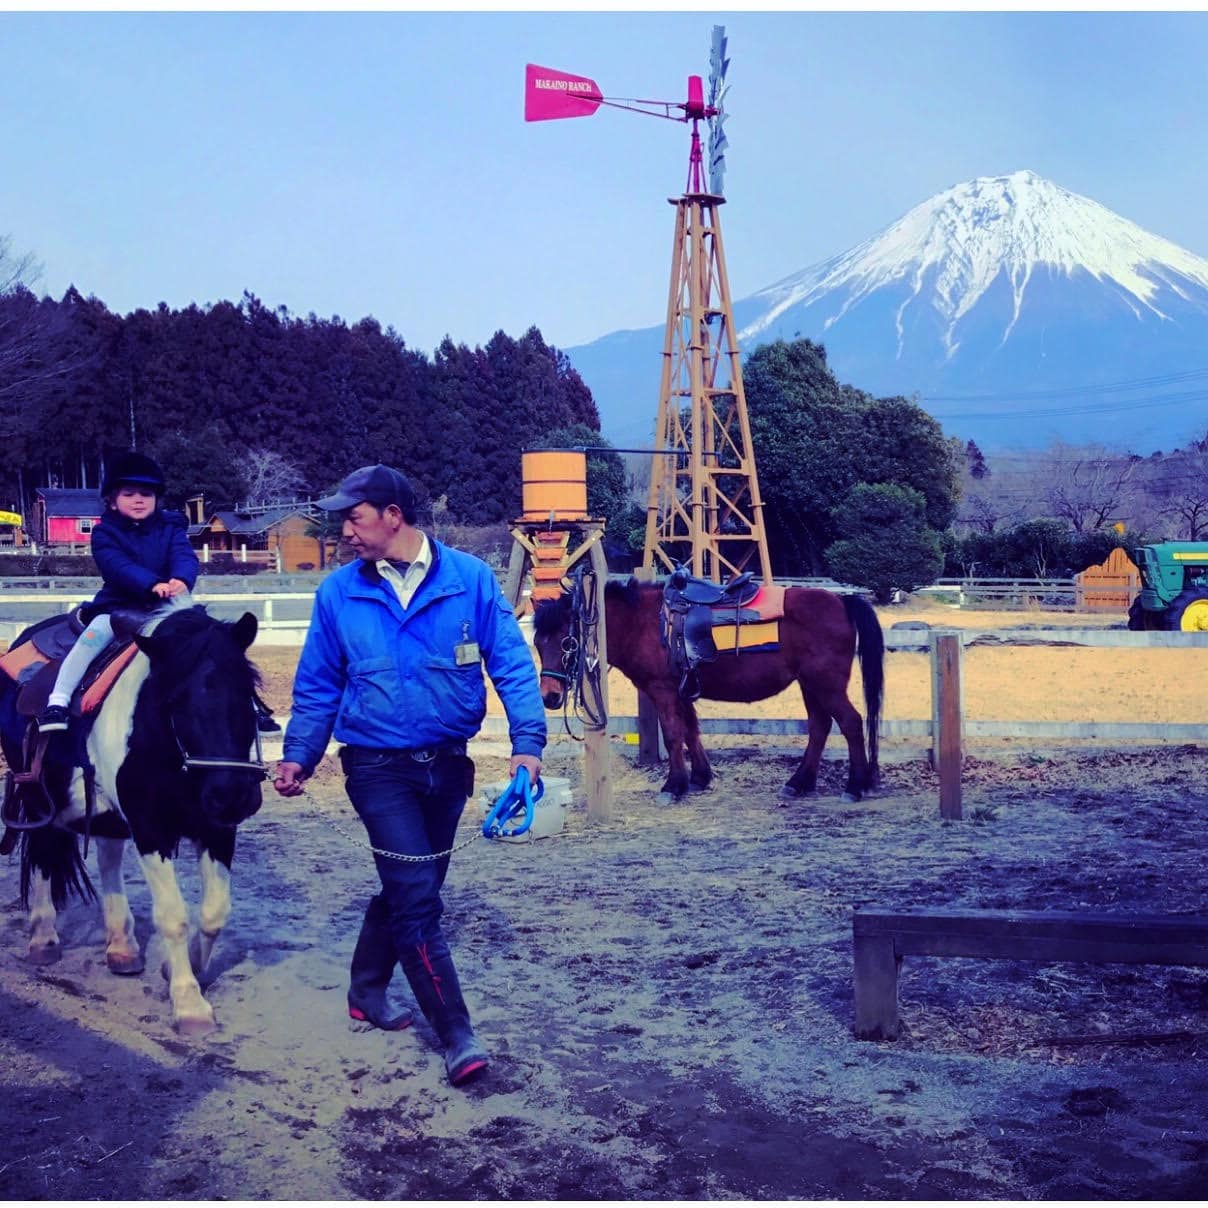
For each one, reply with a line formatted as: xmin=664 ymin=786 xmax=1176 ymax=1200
xmin=83 ymin=509 xmax=200 ymax=620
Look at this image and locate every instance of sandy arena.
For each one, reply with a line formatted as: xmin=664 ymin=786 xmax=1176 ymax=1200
xmin=1 ymin=600 xmax=1206 ymax=1198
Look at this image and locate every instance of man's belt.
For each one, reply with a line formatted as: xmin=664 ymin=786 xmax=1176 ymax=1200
xmin=344 ymin=741 xmax=467 ymax=763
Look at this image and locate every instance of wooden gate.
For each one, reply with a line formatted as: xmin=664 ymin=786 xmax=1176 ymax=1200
xmin=1075 ymin=546 xmax=1139 ymax=612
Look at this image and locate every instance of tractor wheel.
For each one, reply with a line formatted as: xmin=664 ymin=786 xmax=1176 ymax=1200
xmin=1164 ymin=585 xmax=1208 ymax=632
xmin=1127 ymin=598 xmax=1148 ymax=631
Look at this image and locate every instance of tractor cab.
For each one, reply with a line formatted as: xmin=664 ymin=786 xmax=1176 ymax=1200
xmin=1131 ymin=542 xmax=1208 ymax=631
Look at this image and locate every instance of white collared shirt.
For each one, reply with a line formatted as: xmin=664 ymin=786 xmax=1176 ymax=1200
xmin=376 ymin=531 xmax=431 ymax=609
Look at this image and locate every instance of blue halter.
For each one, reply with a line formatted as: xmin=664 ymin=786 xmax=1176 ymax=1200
xmin=482 ymin=766 xmax=544 ymax=839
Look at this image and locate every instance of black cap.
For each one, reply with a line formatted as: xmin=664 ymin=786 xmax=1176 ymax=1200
xmin=102 ymin=451 xmax=166 ymax=496
xmin=317 ymin=464 xmax=415 ymax=512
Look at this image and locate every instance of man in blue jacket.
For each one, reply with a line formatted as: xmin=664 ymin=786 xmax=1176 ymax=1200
xmin=274 ymin=464 xmax=545 ymax=1087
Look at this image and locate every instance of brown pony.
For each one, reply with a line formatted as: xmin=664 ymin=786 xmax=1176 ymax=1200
xmin=532 ymin=578 xmax=884 ymax=802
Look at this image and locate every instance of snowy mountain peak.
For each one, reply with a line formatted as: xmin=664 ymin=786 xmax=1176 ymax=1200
xmin=741 ymin=170 xmax=1208 ymax=356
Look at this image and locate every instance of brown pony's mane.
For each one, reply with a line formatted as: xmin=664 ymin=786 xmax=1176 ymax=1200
xmin=532 ymin=578 xmax=646 ymax=641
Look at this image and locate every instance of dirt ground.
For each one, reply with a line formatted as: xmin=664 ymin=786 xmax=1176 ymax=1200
xmin=2 ymin=600 xmax=1207 ymax=1199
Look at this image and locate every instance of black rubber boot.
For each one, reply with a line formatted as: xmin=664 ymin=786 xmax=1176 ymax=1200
xmin=401 ymin=940 xmax=489 ymax=1086
xmin=348 ymin=895 xmax=413 ymax=1031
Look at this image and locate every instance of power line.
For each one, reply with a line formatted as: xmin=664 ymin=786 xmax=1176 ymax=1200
xmin=923 ymin=365 xmax=1208 ymax=403
xmin=929 ymin=386 xmax=1208 ymax=421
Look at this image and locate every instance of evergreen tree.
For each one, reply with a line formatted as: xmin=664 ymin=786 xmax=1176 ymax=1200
xmin=824 ymin=482 xmax=944 ymax=603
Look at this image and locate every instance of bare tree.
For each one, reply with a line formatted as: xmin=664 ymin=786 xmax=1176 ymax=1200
xmin=1146 ymin=444 xmax=1208 ymax=539
xmin=0 ymin=235 xmax=52 ymax=397
xmin=954 ymin=452 xmax=1031 ymax=534
xmin=237 ymin=448 xmax=306 ymax=506
xmin=1042 ymin=442 xmax=1140 ymax=533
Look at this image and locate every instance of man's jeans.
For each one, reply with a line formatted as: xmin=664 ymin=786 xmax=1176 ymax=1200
xmin=340 ymin=745 xmax=473 ymax=954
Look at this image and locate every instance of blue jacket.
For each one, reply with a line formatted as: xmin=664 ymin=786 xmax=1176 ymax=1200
xmin=283 ymin=539 xmax=547 ymax=774
xmin=87 ymin=508 xmax=200 ymax=617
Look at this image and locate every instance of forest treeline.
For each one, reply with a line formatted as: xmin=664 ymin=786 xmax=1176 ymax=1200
xmin=3 ymin=224 xmax=1206 ymax=598
xmin=0 ymin=284 xmax=599 ymax=521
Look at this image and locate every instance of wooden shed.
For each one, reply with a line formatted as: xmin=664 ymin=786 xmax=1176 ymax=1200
xmin=188 ymin=500 xmax=333 ymax=572
xmin=33 ymin=487 xmax=103 ymax=550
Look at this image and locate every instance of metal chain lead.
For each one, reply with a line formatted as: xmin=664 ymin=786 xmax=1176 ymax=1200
xmin=312 ymin=800 xmax=485 ymax=862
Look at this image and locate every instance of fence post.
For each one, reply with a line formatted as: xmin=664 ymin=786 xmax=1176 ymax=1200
xmin=930 ymin=630 xmax=964 ymax=820
xmin=583 ymin=538 xmax=613 ymax=821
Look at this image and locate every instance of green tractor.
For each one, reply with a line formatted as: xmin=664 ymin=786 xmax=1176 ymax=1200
xmin=1128 ymin=542 xmax=1208 ymax=631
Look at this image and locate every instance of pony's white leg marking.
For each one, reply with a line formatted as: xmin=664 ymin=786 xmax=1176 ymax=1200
xmin=190 ymin=845 xmax=231 ymax=976
xmin=141 ymin=852 xmax=215 ymax=1035
xmin=96 ymin=837 xmax=142 ymax=974
xmin=27 ymin=872 xmax=61 ymax=964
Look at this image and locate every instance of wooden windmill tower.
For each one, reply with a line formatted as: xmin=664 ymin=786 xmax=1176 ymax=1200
xmin=643 ymin=29 xmax=772 ymax=584
xmin=525 ymin=26 xmax=772 ymax=586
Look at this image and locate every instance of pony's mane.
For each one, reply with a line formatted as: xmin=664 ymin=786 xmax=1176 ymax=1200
xmin=532 ymin=578 xmax=647 ymax=638
xmin=146 ymin=605 xmax=261 ymax=690
xmin=531 ymin=594 xmax=571 ymax=639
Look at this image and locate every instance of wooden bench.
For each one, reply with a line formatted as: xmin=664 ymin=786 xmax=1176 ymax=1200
xmin=853 ymin=908 xmax=1208 ymax=1040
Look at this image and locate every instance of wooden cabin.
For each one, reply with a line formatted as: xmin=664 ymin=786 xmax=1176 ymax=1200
xmin=186 ymin=496 xmax=334 ymax=572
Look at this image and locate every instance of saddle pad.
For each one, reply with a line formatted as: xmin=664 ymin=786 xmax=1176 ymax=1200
xmin=80 ymin=643 xmax=140 ymax=714
xmin=710 ymin=619 xmax=780 ymax=654
xmin=714 ymin=583 xmax=786 ymax=624
xmin=15 ymin=642 xmax=140 ymax=717
xmin=0 ymin=641 xmax=48 ymax=685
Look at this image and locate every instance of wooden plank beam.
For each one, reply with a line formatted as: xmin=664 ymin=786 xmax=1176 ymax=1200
xmin=853 ymin=907 xmax=1208 ymax=1041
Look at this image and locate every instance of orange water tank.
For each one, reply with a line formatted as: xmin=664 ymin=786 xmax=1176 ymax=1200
xmin=520 ymin=450 xmax=588 ymax=522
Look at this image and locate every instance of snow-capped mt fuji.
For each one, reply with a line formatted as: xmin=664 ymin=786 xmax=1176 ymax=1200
xmin=742 ymin=170 xmax=1208 ymax=360
xmin=566 ymin=170 xmax=1208 ymax=452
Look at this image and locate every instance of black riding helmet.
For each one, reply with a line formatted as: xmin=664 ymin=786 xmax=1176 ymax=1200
xmin=101 ymin=451 xmax=166 ymax=498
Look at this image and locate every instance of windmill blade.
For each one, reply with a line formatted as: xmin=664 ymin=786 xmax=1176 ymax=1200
xmin=525 ymin=64 xmax=603 ymax=122
xmin=707 ymin=25 xmax=729 ymax=106
xmin=707 ymin=26 xmax=729 ymax=195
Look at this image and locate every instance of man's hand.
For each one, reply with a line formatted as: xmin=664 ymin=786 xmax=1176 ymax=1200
xmin=274 ymin=761 xmax=308 ymax=797
xmin=151 ymin=581 xmax=172 ymax=599
xmin=510 ymin=754 xmax=542 ymax=784
xmin=165 ymin=578 xmax=189 ymax=597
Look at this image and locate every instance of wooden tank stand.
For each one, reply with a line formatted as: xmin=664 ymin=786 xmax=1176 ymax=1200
xmin=504 ymin=519 xmax=613 ymax=821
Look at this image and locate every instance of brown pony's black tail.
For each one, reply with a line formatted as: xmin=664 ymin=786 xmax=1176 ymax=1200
xmin=842 ymin=594 xmax=885 ymax=784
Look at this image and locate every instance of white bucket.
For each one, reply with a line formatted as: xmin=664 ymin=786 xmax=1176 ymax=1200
xmin=479 ymin=776 xmax=573 ymax=844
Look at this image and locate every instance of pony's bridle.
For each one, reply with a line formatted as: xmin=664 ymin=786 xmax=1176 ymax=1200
xmin=171 ymin=702 xmax=270 ymax=780
xmin=542 ymin=568 xmax=606 ymax=735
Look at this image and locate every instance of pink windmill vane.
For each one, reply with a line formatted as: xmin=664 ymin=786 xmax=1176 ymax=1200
xmin=524 ymin=28 xmax=773 ymax=587
xmin=524 ymin=40 xmax=728 ymax=197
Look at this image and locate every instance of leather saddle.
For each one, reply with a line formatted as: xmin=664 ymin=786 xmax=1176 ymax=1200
xmin=661 ymin=566 xmax=773 ymax=701
xmin=2 ymin=607 xmax=152 ymax=719
xmin=0 ymin=607 xmax=154 ymax=846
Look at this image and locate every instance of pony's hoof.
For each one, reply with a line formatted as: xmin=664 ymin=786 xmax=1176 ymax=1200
xmin=780 ymin=783 xmax=815 ymax=799
xmin=656 ymin=791 xmax=679 ymax=806
xmin=841 ymin=791 xmax=861 ymax=803
xmin=27 ymin=942 xmax=62 ymax=966
xmin=174 ymin=1012 xmax=217 ymax=1038
xmin=107 ymin=951 xmax=145 ymax=976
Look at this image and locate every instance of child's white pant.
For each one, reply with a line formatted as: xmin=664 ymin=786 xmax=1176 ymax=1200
xmin=48 ymin=613 xmax=115 ymax=707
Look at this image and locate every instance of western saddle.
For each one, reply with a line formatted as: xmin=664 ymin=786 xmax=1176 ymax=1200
xmin=661 ymin=566 xmax=766 ymax=700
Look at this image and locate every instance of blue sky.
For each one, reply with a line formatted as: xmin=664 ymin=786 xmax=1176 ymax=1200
xmin=5 ymin=11 xmax=1208 ymax=357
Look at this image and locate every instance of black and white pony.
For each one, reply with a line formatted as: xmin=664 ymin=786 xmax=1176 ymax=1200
xmin=0 ymin=599 xmax=266 ymax=1034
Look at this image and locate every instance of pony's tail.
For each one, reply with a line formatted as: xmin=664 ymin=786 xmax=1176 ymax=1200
xmin=842 ymin=593 xmax=885 ymax=785
xmin=19 ymin=827 xmax=94 ymax=912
